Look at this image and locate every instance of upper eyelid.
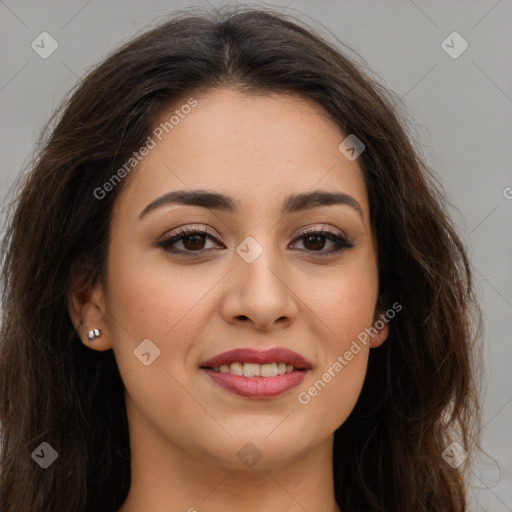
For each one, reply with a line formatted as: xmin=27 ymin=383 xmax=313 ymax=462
xmin=162 ymin=223 xmax=346 ymax=239
xmin=160 ymin=226 xmax=346 ymax=246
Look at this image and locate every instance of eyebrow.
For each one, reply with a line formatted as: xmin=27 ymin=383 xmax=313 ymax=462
xmin=138 ymin=189 xmax=364 ymax=221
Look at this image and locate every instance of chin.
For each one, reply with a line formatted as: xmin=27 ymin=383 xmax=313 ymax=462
xmin=195 ymin=426 xmax=319 ymax=469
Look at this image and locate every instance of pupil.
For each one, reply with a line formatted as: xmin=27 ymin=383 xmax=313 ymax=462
xmin=184 ymin=234 xmax=205 ymax=250
xmin=304 ymin=234 xmax=324 ymax=250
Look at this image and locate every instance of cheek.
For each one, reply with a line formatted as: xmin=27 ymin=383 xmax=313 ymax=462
xmin=104 ymin=242 xmax=217 ymax=387
xmin=302 ymin=252 xmax=379 ymax=347
xmin=104 ymin=246 xmax=215 ymax=435
xmin=106 ymin=242 xmax=209 ymax=339
xmin=296 ymin=282 xmax=374 ymax=436
xmin=299 ymin=351 xmax=369 ymax=438
xmin=293 ymin=256 xmax=378 ymax=431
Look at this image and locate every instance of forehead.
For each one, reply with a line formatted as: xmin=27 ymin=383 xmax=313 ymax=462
xmin=115 ymin=88 xmax=369 ymax=221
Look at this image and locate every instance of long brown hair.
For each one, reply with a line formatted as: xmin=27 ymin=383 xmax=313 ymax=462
xmin=0 ymin=5 xmax=483 ymax=511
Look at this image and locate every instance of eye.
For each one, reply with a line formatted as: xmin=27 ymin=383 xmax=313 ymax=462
xmin=290 ymin=228 xmax=355 ymax=256
xmin=157 ymin=225 xmax=355 ymax=257
xmin=157 ymin=226 xmax=222 ymax=256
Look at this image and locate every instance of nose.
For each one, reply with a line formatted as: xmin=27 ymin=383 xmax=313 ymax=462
xmin=220 ymin=248 xmax=299 ymax=332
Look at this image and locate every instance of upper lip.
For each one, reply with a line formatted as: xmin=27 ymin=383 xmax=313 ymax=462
xmin=201 ymin=347 xmax=312 ymax=370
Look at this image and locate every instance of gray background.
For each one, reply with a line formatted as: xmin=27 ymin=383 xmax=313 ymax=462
xmin=1 ymin=0 xmax=511 ymax=509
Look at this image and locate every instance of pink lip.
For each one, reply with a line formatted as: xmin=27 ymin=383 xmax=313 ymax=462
xmin=200 ymin=347 xmax=312 ymax=399
xmin=201 ymin=347 xmax=312 ymax=370
xmin=202 ymin=369 xmax=309 ymax=398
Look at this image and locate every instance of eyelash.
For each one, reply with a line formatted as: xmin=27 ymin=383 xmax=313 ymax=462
xmin=157 ymin=225 xmax=355 ymax=257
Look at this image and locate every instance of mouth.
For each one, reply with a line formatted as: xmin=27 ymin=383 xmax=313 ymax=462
xmin=200 ymin=347 xmax=311 ymax=399
xmin=207 ymin=361 xmax=301 ymax=376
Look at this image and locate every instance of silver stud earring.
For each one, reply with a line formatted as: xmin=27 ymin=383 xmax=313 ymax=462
xmin=87 ymin=329 xmax=101 ymax=342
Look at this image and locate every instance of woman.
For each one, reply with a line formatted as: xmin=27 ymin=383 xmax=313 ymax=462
xmin=0 ymin=5 xmax=483 ymax=511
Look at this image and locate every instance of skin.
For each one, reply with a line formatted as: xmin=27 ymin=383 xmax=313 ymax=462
xmin=68 ymin=88 xmax=388 ymax=512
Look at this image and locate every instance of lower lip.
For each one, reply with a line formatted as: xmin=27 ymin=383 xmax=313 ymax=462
xmin=202 ymin=368 xmax=308 ymax=398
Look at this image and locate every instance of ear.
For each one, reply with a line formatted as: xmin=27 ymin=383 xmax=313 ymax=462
xmin=67 ymin=268 xmax=113 ymax=352
xmin=369 ymin=311 xmax=389 ymax=349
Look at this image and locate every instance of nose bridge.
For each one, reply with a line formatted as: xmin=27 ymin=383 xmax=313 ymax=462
xmin=223 ymin=232 xmax=298 ymax=329
xmin=236 ymin=232 xmax=287 ymax=295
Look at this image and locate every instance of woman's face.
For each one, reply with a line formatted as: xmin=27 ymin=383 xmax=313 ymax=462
xmin=85 ymin=88 xmax=388 ymax=469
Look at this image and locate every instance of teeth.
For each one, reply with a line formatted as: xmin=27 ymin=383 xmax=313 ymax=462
xmin=261 ymin=362 xmax=278 ymax=377
xmin=243 ymin=363 xmax=260 ymax=377
xmin=210 ymin=362 xmax=298 ymax=377
xmin=230 ymin=362 xmax=243 ymax=376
